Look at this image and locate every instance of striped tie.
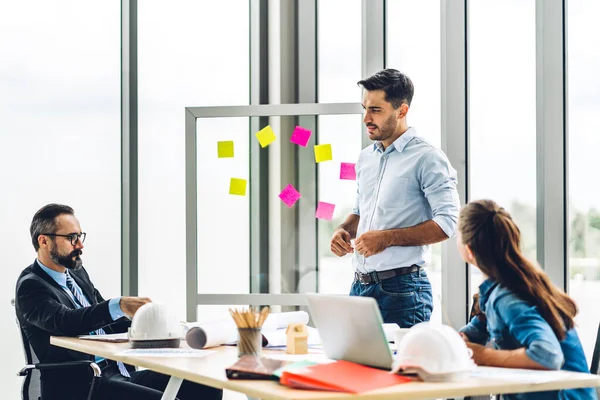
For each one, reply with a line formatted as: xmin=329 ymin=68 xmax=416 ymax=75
xmin=65 ymin=272 xmax=130 ymax=377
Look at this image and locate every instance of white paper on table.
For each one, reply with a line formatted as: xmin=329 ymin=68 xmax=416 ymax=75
xmin=265 ymin=344 xmax=323 ymax=352
xmin=115 ymin=348 xmax=215 ymax=358
xmin=471 ymin=366 xmax=571 ymax=383
xmin=78 ymin=333 xmax=129 ymax=342
xmin=262 ymin=326 xmax=321 ymax=348
xmin=261 ymin=311 xmax=309 ymax=332
xmin=267 ymin=352 xmax=334 ymax=363
xmin=382 ymin=323 xmax=401 ymax=342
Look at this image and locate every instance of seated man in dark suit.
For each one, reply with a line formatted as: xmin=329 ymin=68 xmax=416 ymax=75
xmin=15 ymin=203 xmax=223 ymax=400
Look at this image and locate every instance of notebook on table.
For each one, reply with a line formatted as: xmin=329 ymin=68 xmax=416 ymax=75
xmin=226 ymin=356 xmax=288 ymax=380
xmin=280 ymin=360 xmax=411 ymax=393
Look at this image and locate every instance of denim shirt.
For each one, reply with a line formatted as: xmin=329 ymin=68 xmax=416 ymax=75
xmin=351 ymin=128 xmax=460 ymax=273
xmin=460 ymin=278 xmax=597 ymax=400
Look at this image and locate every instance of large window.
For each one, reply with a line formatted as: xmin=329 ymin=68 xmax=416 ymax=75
xmin=0 ymin=2 xmax=120 ymax=397
xmin=137 ymin=1 xmax=250 ymax=320
xmin=468 ymin=0 xmax=537 ymax=297
xmin=316 ymin=0 xmax=362 ymax=293
xmin=4 ymin=5 xmax=598 ymax=398
xmin=387 ymin=0 xmax=443 ymax=322
xmin=567 ymin=0 xmax=600 ymax=364
xmin=387 ymin=0 xmax=441 ymax=148
xmin=317 ymin=0 xmax=362 ymax=103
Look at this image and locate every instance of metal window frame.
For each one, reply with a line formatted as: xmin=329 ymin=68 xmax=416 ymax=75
xmin=296 ymin=0 xmax=319 ymax=295
xmin=185 ymin=102 xmax=363 ymax=321
xmin=441 ymin=0 xmax=469 ymax=329
xmin=361 ymin=0 xmax=385 ymax=149
xmin=267 ymin=0 xmax=299 ymax=300
xmin=536 ymin=0 xmax=567 ymax=291
xmin=362 ymin=0 xmax=386 ymax=77
xmin=121 ymin=0 xmax=138 ymax=296
xmin=250 ymin=0 xmax=270 ymax=294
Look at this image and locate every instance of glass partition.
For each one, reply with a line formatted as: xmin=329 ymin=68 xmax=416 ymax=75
xmin=567 ymin=0 xmax=600 ymax=363
xmin=196 ymin=117 xmax=250 ymax=294
xmin=317 ymin=114 xmax=363 ymax=294
xmin=187 ymin=104 xmax=363 ymax=318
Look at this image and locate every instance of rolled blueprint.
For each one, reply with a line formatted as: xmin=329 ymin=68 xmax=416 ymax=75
xmin=185 ymin=318 xmax=238 ymax=349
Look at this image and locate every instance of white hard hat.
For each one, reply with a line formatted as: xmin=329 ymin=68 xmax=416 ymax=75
xmin=393 ymin=322 xmax=475 ymax=381
xmin=128 ymin=303 xmax=183 ymax=348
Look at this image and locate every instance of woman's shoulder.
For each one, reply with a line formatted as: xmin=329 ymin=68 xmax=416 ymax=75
xmin=485 ymin=283 xmax=532 ymax=310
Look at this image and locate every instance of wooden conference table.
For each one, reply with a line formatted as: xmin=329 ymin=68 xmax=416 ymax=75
xmin=50 ymin=337 xmax=600 ymax=400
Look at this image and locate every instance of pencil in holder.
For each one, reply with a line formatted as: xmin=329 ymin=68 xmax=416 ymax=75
xmin=228 ymin=306 xmax=270 ymax=357
xmin=237 ymin=328 xmax=263 ymax=357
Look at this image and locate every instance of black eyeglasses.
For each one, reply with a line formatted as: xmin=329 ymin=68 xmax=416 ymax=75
xmin=42 ymin=232 xmax=86 ymax=246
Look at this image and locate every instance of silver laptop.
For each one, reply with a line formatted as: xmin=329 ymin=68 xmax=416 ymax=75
xmin=305 ymin=294 xmax=394 ymax=370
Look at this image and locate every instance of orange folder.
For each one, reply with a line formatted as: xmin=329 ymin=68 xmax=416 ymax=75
xmin=279 ymin=360 xmax=411 ymax=393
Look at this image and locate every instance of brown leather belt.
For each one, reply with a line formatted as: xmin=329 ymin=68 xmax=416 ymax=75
xmin=354 ymin=265 xmax=421 ymax=285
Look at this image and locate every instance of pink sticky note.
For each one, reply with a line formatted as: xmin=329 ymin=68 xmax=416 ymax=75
xmin=290 ymin=126 xmax=312 ymax=147
xmin=340 ymin=162 xmax=357 ymax=180
xmin=279 ymin=184 xmax=301 ymax=208
xmin=315 ymin=201 xmax=335 ymax=220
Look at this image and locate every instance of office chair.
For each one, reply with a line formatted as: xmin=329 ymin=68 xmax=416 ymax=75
xmin=463 ymin=294 xmax=496 ymax=400
xmin=591 ymin=321 xmax=600 ymax=397
xmin=12 ymin=299 xmax=101 ymax=400
xmin=592 ymin=321 xmax=600 ymax=375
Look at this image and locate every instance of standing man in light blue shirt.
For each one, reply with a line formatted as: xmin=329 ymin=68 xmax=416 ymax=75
xmin=330 ymin=69 xmax=460 ymax=327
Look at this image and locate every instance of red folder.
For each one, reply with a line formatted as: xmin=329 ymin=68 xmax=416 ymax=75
xmin=279 ymin=360 xmax=411 ymax=393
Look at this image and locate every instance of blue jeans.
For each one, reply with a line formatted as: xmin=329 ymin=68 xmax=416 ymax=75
xmin=349 ymin=268 xmax=433 ymax=328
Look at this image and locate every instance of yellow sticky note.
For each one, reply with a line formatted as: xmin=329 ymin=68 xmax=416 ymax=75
xmin=217 ymin=141 xmax=234 ymax=158
xmin=255 ymin=125 xmax=276 ymax=148
xmin=229 ymin=178 xmax=247 ymax=196
xmin=314 ymin=144 xmax=333 ymax=163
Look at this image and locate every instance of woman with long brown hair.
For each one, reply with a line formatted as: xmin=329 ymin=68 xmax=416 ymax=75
xmin=457 ymin=200 xmax=596 ymax=400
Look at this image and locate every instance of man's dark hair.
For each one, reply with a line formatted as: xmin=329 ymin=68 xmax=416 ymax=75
xmin=30 ymin=204 xmax=74 ymax=251
xmin=357 ymin=68 xmax=414 ymax=108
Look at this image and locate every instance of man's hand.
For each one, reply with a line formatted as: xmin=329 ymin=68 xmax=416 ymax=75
xmin=354 ymin=231 xmax=390 ymax=257
xmin=120 ymin=296 xmax=152 ymax=317
xmin=330 ymin=228 xmax=353 ymax=257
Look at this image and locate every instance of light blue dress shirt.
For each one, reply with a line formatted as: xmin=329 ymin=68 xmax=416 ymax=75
xmin=352 ymin=128 xmax=460 ymax=273
xmin=37 ymin=259 xmax=124 ymax=321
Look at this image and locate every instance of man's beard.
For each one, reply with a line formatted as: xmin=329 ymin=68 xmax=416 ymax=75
xmin=50 ymin=247 xmax=83 ymax=270
xmin=368 ymin=114 xmax=397 ymax=141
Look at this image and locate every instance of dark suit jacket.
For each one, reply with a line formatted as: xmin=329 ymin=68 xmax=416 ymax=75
xmin=15 ymin=260 xmax=131 ymax=399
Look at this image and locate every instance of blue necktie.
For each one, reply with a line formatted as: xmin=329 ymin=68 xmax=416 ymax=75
xmin=65 ymin=272 xmax=130 ymax=377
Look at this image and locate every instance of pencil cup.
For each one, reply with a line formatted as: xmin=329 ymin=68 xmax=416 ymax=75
xmin=237 ymin=328 xmax=262 ymax=357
